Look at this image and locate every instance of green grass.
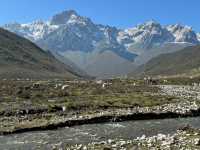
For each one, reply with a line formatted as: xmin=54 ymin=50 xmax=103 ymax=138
xmin=0 ymin=79 xmax=175 ymax=111
xmin=0 ymin=79 xmax=178 ymax=113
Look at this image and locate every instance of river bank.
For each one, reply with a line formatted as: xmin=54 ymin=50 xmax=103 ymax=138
xmin=0 ymin=100 xmax=199 ymax=135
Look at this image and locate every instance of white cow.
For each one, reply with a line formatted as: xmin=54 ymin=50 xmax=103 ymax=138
xmin=62 ymin=106 xmax=66 ymax=112
xmin=62 ymin=84 xmax=70 ymax=90
xmin=96 ymin=80 xmax=103 ymax=84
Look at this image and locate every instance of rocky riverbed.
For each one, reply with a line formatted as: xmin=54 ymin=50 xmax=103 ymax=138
xmin=67 ymin=127 xmax=200 ymax=150
xmin=158 ymin=85 xmax=200 ymax=100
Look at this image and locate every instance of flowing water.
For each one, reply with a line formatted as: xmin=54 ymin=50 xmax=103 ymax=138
xmin=1 ymin=117 xmax=200 ymax=149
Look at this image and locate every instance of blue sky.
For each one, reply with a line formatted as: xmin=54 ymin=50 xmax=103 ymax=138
xmin=0 ymin=0 xmax=199 ymax=31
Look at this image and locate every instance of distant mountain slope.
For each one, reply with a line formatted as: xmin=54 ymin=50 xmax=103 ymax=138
xmin=51 ymin=51 xmax=90 ymax=78
xmin=133 ymin=42 xmax=192 ymax=66
xmin=85 ymin=51 xmax=136 ymax=78
xmin=130 ymin=45 xmax=200 ymax=76
xmin=0 ymin=28 xmax=79 ymax=79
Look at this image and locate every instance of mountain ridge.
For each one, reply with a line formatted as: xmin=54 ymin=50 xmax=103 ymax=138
xmin=3 ymin=10 xmax=200 ymax=77
xmin=130 ymin=45 xmax=200 ymax=77
xmin=0 ymin=28 xmax=80 ymax=79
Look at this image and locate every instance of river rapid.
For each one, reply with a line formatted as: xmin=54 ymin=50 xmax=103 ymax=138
xmin=1 ymin=117 xmax=200 ymax=149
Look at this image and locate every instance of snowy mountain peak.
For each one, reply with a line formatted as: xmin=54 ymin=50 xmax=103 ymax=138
xmin=123 ymin=20 xmax=173 ymax=49
xmin=125 ymin=20 xmax=163 ymax=37
xmin=140 ymin=20 xmax=161 ymax=29
xmin=31 ymin=20 xmax=46 ymax=26
xmin=167 ymin=24 xmax=192 ymax=33
xmin=50 ymin=10 xmax=78 ymax=25
xmin=50 ymin=10 xmax=91 ymax=26
xmin=167 ymin=24 xmax=199 ymax=43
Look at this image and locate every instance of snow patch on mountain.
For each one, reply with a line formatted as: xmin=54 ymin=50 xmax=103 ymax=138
xmin=197 ymin=33 xmax=200 ymax=41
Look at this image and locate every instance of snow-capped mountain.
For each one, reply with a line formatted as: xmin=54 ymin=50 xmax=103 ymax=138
xmin=117 ymin=21 xmax=199 ymax=54
xmin=4 ymin=21 xmax=59 ymax=41
xmin=117 ymin=21 xmax=174 ymax=54
xmin=167 ymin=24 xmax=199 ymax=44
xmin=3 ymin=10 xmax=200 ymax=77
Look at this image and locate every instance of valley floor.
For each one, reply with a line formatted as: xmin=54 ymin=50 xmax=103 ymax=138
xmin=1 ymin=77 xmax=200 ymax=149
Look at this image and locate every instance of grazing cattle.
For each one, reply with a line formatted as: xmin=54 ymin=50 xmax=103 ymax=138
xmin=62 ymin=106 xmax=66 ymax=112
xmin=144 ymin=77 xmax=159 ymax=85
xmin=102 ymin=82 xmax=112 ymax=89
xmin=24 ymin=86 xmax=31 ymax=90
xmin=96 ymin=80 xmax=103 ymax=84
xmin=62 ymin=85 xmax=70 ymax=90
xmin=192 ymin=83 xmax=198 ymax=87
xmin=163 ymin=80 xmax=168 ymax=84
xmin=150 ymin=79 xmax=159 ymax=85
xmin=102 ymin=83 xmax=106 ymax=89
xmin=55 ymin=83 xmax=62 ymax=89
xmin=33 ymin=83 xmax=40 ymax=89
